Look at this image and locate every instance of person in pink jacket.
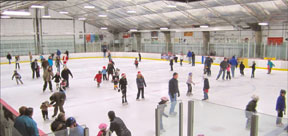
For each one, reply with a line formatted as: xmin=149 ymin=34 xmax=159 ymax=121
xmin=226 ymin=64 xmax=231 ymax=80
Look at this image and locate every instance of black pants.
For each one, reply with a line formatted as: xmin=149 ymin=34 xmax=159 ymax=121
xmin=226 ymin=71 xmax=231 ymax=80
xmin=15 ymin=78 xmax=23 ymax=84
xmin=43 ymin=81 xmax=52 ymax=91
xmin=206 ymin=67 xmax=211 ymax=76
xmin=278 ymin=110 xmax=283 ymax=118
xmin=251 ymin=69 xmax=255 ymax=78
xmin=103 ymin=74 xmax=107 ymax=80
xmin=187 ymin=83 xmax=192 ymax=93
xmin=15 ymin=63 xmax=20 ymax=69
xmin=42 ymin=110 xmax=48 ymax=119
xmin=192 ymin=59 xmax=195 ymax=66
xmin=32 ymin=70 xmax=38 ymax=78
xmin=53 ymin=103 xmax=65 ymax=117
xmin=8 ymin=59 xmax=11 ymax=64
xmin=64 ymin=78 xmax=69 ymax=87
xmin=174 ymin=57 xmax=178 ymax=63
xmin=180 ymin=59 xmax=183 ymax=66
xmin=137 ymin=88 xmax=144 ymax=99
xmin=135 ymin=64 xmax=138 ymax=68
xmin=139 ymin=57 xmax=141 ymax=62
xmin=170 ymin=65 xmax=173 ymax=71
xmin=121 ymin=89 xmax=127 ymax=103
xmin=240 ymin=69 xmax=244 ymax=75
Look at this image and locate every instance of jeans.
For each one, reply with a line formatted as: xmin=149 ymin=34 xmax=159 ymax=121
xmin=103 ymin=52 xmax=106 ymax=58
xmin=160 ymin=116 xmax=164 ymax=130
xmin=203 ymin=91 xmax=208 ymax=100
xmin=122 ymin=88 xmax=127 ymax=103
xmin=103 ymin=74 xmax=107 ymax=80
xmin=245 ymin=111 xmax=253 ymax=129
xmin=8 ymin=59 xmax=11 ymax=64
xmin=43 ymin=81 xmax=52 ymax=91
xmin=169 ymin=93 xmax=177 ymax=114
xmin=15 ymin=63 xmax=20 ymax=69
xmin=180 ymin=59 xmax=183 ymax=66
xmin=188 ymin=57 xmax=192 ymax=64
xmin=216 ymin=69 xmax=226 ymax=80
xmin=231 ymin=65 xmax=236 ymax=77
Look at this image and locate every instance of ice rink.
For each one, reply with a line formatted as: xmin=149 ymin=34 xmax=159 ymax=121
xmin=1 ymin=57 xmax=287 ymax=136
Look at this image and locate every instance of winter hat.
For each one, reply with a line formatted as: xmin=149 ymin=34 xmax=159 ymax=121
xmin=251 ymin=95 xmax=259 ymax=101
xmin=280 ymin=89 xmax=286 ymax=94
xmin=121 ymin=73 xmax=126 ymax=77
xmin=138 ymin=71 xmax=141 ymax=74
xmin=103 ymin=66 xmax=106 ymax=69
xmin=98 ymin=123 xmax=108 ymax=130
xmin=66 ymin=117 xmax=76 ymax=127
xmin=161 ymin=97 xmax=169 ymax=101
xmin=188 ymin=72 xmax=192 ymax=76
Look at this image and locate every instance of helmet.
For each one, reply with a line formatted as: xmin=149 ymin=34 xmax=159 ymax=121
xmin=66 ymin=117 xmax=76 ymax=127
xmin=98 ymin=123 xmax=108 ymax=130
xmin=161 ymin=97 xmax=169 ymax=101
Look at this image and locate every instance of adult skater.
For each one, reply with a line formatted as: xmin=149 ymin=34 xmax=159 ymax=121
xmin=158 ymin=97 xmax=169 ymax=133
xmin=42 ymin=58 xmax=49 ymax=71
xmin=168 ymin=72 xmax=180 ymax=115
xmin=29 ymin=52 xmax=33 ymax=63
xmin=31 ymin=59 xmax=39 ymax=79
xmin=119 ymin=73 xmax=128 ymax=104
xmin=55 ymin=56 xmax=62 ymax=72
xmin=103 ymin=46 xmax=107 ymax=58
xmin=12 ymin=70 xmax=23 ymax=85
xmin=51 ymin=113 xmax=66 ymax=135
xmin=7 ymin=53 xmax=12 ymax=64
xmin=229 ymin=56 xmax=238 ymax=78
xmin=267 ymin=60 xmax=275 ymax=74
xmin=276 ymin=89 xmax=286 ymax=126
xmin=43 ymin=67 xmax=54 ymax=92
xmin=191 ymin=52 xmax=195 ymax=66
xmin=66 ymin=117 xmax=84 ymax=136
xmin=180 ymin=53 xmax=184 ymax=66
xmin=216 ymin=58 xmax=228 ymax=80
xmin=108 ymin=111 xmax=131 ymax=136
xmin=15 ymin=56 xmax=20 ymax=70
xmin=136 ymin=72 xmax=147 ymax=100
xmin=187 ymin=50 xmax=192 ymax=64
xmin=204 ymin=56 xmax=213 ymax=76
xmin=169 ymin=57 xmax=174 ymax=71
xmin=56 ymin=49 xmax=61 ymax=58
xmin=173 ymin=54 xmax=178 ymax=63
xmin=186 ymin=72 xmax=195 ymax=96
xmin=202 ymin=75 xmax=210 ymax=101
xmin=61 ymin=66 xmax=73 ymax=88
xmin=107 ymin=61 xmax=115 ymax=80
xmin=239 ymin=62 xmax=245 ymax=76
xmin=138 ymin=52 xmax=142 ymax=62
xmin=245 ymin=95 xmax=259 ymax=129
xmin=251 ymin=61 xmax=256 ymax=78
xmin=50 ymin=91 xmax=66 ymax=118
xmin=14 ymin=107 xmax=39 ymax=136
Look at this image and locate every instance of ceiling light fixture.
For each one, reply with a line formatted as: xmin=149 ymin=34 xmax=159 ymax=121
xmin=200 ymin=25 xmax=209 ymax=28
xmin=160 ymin=27 xmax=169 ymax=30
xmin=127 ymin=10 xmax=136 ymax=13
xmin=2 ymin=11 xmax=31 ymax=16
xmin=78 ymin=17 xmax=86 ymax=20
xmin=84 ymin=5 xmax=95 ymax=9
xmin=31 ymin=5 xmax=44 ymax=9
xmin=258 ymin=22 xmax=268 ymax=26
xmin=101 ymin=27 xmax=108 ymax=30
xmin=42 ymin=15 xmax=51 ymax=18
xmin=167 ymin=5 xmax=177 ymax=8
xmin=98 ymin=14 xmax=107 ymax=17
xmin=1 ymin=16 xmax=11 ymax=19
xmin=59 ymin=11 xmax=69 ymax=14
xmin=130 ymin=29 xmax=138 ymax=32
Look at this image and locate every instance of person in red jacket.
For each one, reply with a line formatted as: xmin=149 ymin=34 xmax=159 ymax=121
xmin=62 ymin=55 xmax=68 ymax=66
xmin=94 ymin=71 xmax=102 ymax=87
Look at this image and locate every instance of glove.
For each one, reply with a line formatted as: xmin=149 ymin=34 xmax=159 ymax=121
xmin=178 ymin=93 xmax=180 ymax=97
xmin=118 ymin=89 xmax=120 ymax=92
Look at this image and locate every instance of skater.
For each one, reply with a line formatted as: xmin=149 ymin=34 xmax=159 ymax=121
xmin=61 ymin=66 xmax=73 ymax=88
xmin=229 ymin=56 xmax=238 ymax=78
xmin=108 ymin=111 xmax=131 ymax=136
xmin=94 ymin=71 xmax=102 ymax=87
xmin=186 ymin=72 xmax=195 ymax=96
xmin=97 ymin=123 xmax=108 ymax=136
xmin=276 ymin=89 xmax=286 ymax=127
xmin=240 ymin=61 xmax=245 ymax=76
xmin=40 ymin=101 xmax=51 ymax=121
xmin=62 ymin=54 xmax=68 ymax=66
xmin=136 ymin=71 xmax=147 ymax=100
xmin=31 ymin=59 xmax=39 ymax=79
xmin=107 ymin=61 xmax=115 ymax=80
xmin=113 ymin=75 xmax=119 ymax=90
xmin=43 ymin=67 xmax=54 ymax=92
xmin=102 ymin=66 xmax=107 ymax=81
xmin=157 ymin=97 xmax=169 ymax=133
xmin=226 ymin=64 xmax=231 ymax=80
xmin=29 ymin=52 xmax=33 ymax=63
xmin=7 ymin=53 xmax=12 ymax=64
xmin=15 ymin=56 xmax=20 ymax=70
xmin=138 ymin=52 xmax=142 ymax=62
xmin=42 ymin=58 xmax=49 ymax=71
xmin=245 ymin=95 xmax=259 ymax=129
xmin=169 ymin=57 xmax=174 ymax=71
xmin=113 ymin=68 xmax=120 ymax=81
xmin=216 ymin=58 xmax=228 ymax=80
xmin=173 ymin=54 xmax=178 ymax=63
xmin=103 ymin=46 xmax=107 ymax=58
xmin=192 ymin=52 xmax=195 ymax=66
xmin=55 ymin=56 xmax=62 ymax=72
xmin=107 ymin=50 xmax=112 ymax=60
xmin=267 ymin=60 xmax=275 ymax=74
xmin=51 ymin=113 xmax=66 ymax=135
xmin=12 ymin=70 xmax=23 ymax=85
xmin=65 ymin=117 xmax=84 ymax=135
xmin=56 ymin=49 xmax=61 ymax=58
xmin=168 ymin=72 xmax=180 ymax=115
xmin=119 ymin=73 xmax=128 ymax=104
xmin=52 ymin=72 xmax=61 ymax=90
xmin=134 ymin=58 xmax=139 ymax=68
xmin=204 ymin=56 xmax=213 ymax=76
xmin=187 ymin=50 xmax=192 ymax=64
xmin=50 ymin=91 xmax=66 ymax=118
xmin=59 ymin=80 xmax=67 ymax=93
xmin=202 ymin=75 xmax=210 ymax=101
xmin=251 ymin=61 xmax=256 ymax=78
xmin=180 ymin=53 xmax=184 ymax=66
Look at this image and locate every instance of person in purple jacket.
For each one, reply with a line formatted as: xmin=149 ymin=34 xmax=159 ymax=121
xmin=276 ymin=89 xmax=286 ymax=126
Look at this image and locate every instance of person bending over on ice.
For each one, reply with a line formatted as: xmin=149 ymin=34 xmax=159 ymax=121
xmin=276 ymin=89 xmax=286 ymax=127
xmin=119 ymin=73 xmax=128 ymax=104
xmin=245 ymin=95 xmax=259 ymax=129
xmin=216 ymin=58 xmax=228 ymax=80
xmin=158 ymin=97 xmax=169 ymax=133
xmin=12 ymin=70 xmax=23 ymax=85
xmin=61 ymin=66 xmax=73 ymax=88
xmin=108 ymin=111 xmax=131 ymax=136
xmin=50 ymin=91 xmax=66 ymax=118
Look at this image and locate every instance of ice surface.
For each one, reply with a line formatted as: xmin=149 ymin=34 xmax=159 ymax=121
xmin=1 ymin=58 xmax=287 ymax=136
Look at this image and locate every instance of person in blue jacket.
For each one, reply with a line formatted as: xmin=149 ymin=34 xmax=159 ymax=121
xmin=276 ymin=89 xmax=286 ymax=126
xmin=56 ymin=49 xmax=61 ymax=57
xmin=229 ymin=56 xmax=238 ymax=78
xmin=66 ymin=117 xmax=84 ymax=136
xmin=14 ymin=107 xmax=39 ymax=136
xmin=48 ymin=56 xmax=53 ymax=68
xmin=267 ymin=60 xmax=275 ymax=74
xmin=187 ymin=50 xmax=192 ymax=64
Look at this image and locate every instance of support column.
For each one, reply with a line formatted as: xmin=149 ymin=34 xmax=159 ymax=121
xmin=134 ymin=32 xmax=141 ymax=52
xmin=34 ymin=9 xmax=41 ymax=54
xmin=249 ymin=23 xmax=262 ymax=58
xmin=203 ymin=31 xmax=210 ymax=56
xmin=83 ymin=21 xmax=87 ymax=52
xmin=163 ymin=31 xmax=172 ymax=53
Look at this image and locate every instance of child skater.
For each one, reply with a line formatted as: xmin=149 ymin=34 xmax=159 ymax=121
xmin=267 ymin=60 xmax=275 ymax=74
xmin=157 ymin=97 xmax=169 ymax=133
xmin=240 ymin=61 xmax=245 ymax=76
xmin=226 ymin=64 xmax=231 ymax=80
xmin=40 ymin=101 xmax=51 ymax=121
xmin=15 ymin=56 xmax=20 ymax=70
xmin=94 ymin=71 xmax=102 ymax=87
xmin=134 ymin=58 xmax=139 ymax=68
xmin=202 ymin=75 xmax=210 ymax=101
xmin=119 ymin=73 xmax=128 ymax=104
xmin=52 ymin=72 xmax=61 ymax=90
xmin=113 ymin=76 xmax=119 ymax=90
xmin=102 ymin=66 xmax=107 ymax=81
xmin=12 ymin=70 xmax=23 ymax=85
xmin=251 ymin=61 xmax=256 ymax=78
xmin=186 ymin=72 xmax=195 ymax=96
xmin=59 ymin=80 xmax=66 ymax=93
xmin=180 ymin=53 xmax=184 ymax=66
xmin=97 ymin=123 xmax=108 ymax=136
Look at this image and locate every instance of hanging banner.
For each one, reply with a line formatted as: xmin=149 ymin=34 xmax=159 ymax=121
xmin=184 ymin=32 xmax=193 ymax=37
xmin=267 ymin=37 xmax=283 ymax=45
xmin=123 ymin=33 xmax=130 ymax=38
xmin=95 ymin=34 xmax=99 ymax=42
xmin=90 ymin=34 xmax=95 ymax=42
xmin=86 ymin=34 xmax=91 ymax=42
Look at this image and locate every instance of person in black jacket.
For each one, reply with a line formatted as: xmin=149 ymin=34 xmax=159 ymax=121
xmin=216 ymin=58 xmax=228 ymax=80
xmin=50 ymin=92 xmax=66 ymax=118
xmin=61 ymin=66 xmax=73 ymax=88
xmin=7 ymin=53 xmax=12 ymax=64
xmin=251 ymin=61 xmax=256 ymax=78
xmin=107 ymin=61 xmax=115 ymax=80
xmin=138 ymin=52 xmax=142 ymax=62
xmin=191 ymin=52 xmax=195 ymax=66
xmin=51 ymin=112 xmax=66 ymax=136
xmin=202 ymin=75 xmax=210 ymax=101
xmin=119 ymin=73 xmax=128 ymax=104
xmin=108 ymin=111 xmax=131 ymax=136
xmin=169 ymin=57 xmax=174 ymax=71
xmin=31 ymin=59 xmax=39 ymax=79
xmin=240 ymin=62 xmax=245 ymax=76
xmin=245 ymin=95 xmax=259 ymax=129
xmin=204 ymin=56 xmax=213 ymax=76
xmin=168 ymin=72 xmax=180 ymax=115
xmin=52 ymin=72 xmax=61 ymax=90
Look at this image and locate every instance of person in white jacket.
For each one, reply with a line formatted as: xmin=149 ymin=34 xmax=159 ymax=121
xmin=186 ymin=72 xmax=195 ymax=96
